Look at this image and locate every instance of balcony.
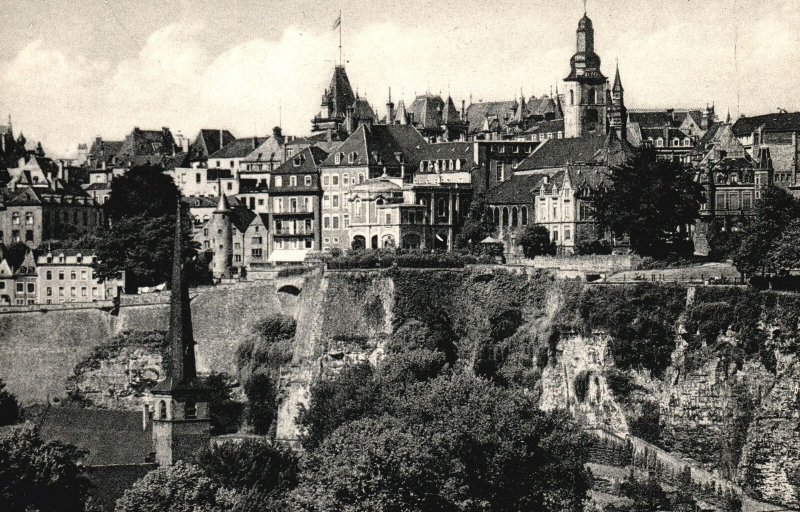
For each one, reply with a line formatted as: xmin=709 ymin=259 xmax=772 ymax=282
xmin=273 ymin=206 xmax=314 ymax=215
xmin=273 ymin=227 xmax=314 ymax=236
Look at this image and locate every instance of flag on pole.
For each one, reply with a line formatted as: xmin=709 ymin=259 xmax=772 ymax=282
xmin=332 ymin=14 xmax=341 ymax=31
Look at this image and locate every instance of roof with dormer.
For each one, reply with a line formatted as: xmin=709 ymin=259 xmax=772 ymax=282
xmin=273 ymin=146 xmax=328 ymax=175
xmin=517 ymin=131 xmax=635 ymax=171
xmin=465 ymin=101 xmax=518 ymax=134
xmin=321 ymin=124 xmax=427 ymax=169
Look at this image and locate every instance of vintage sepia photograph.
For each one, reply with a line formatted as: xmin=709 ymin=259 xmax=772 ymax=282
xmin=0 ymin=0 xmax=799 ymax=510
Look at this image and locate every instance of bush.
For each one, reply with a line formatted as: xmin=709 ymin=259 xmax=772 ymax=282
xmin=276 ymin=266 xmax=307 ymax=277
xmin=243 ymin=372 xmax=277 ymax=436
xmin=205 ymin=372 xmax=243 ymax=435
xmin=325 ymin=249 xmax=478 ymax=269
xmin=0 ymin=379 xmax=20 ymax=426
xmin=575 ymin=238 xmax=612 ymax=255
xmin=518 ymin=224 xmax=556 ymax=258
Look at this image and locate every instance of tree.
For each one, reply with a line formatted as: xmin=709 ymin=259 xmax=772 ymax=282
xmin=115 ymin=461 xmax=235 ymax=512
xmin=732 ymin=186 xmax=800 ymax=276
xmin=0 ymin=426 xmax=91 ymax=512
xmin=243 ymin=371 xmax=277 ymax=435
xmin=574 ymin=236 xmax=612 ymax=256
xmin=205 ymin=372 xmax=243 ymax=435
xmin=592 ymin=154 xmax=703 ymax=258
xmin=295 ymin=362 xmax=381 ymax=450
xmin=620 ymin=473 xmax=669 ymax=512
xmin=94 ymin=165 xmax=197 ymax=290
xmin=768 ymin=218 xmax=800 ymax=276
xmin=455 ymin=194 xmax=496 ymax=250
xmin=0 ymin=378 xmax=20 ymax=426
xmin=194 ymin=439 xmax=298 ymax=500
xmin=517 ymin=224 xmax=556 ymax=258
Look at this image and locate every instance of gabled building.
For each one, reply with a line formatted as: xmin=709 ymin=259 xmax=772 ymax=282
xmin=311 ymin=65 xmax=358 ymax=141
xmin=188 ymin=129 xmax=236 ymax=165
xmin=115 ymin=127 xmax=180 ymax=167
xmin=240 ymin=127 xmax=286 ymax=173
xmin=267 ymin=146 xmax=326 ymax=262
xmin=0 ymin=243 xmax=37 ymax=305
xmin=732 ymin=111 xmax=800 ymax=192
xmin=406 ymin=94 xmax=468 ymax=143
xmin=207 ymin=137 xmax=266 ymax=176
xmin=86 ymin=137 xmax=124 ymax=170
xmin=318 ymin=124 xmax=427 ymax=250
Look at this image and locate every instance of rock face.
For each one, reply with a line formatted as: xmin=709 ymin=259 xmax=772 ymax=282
xmin=738 ymin=361 xmax=800 ymax=509
xmin=539 ymin=332 xmax=629 ymax=433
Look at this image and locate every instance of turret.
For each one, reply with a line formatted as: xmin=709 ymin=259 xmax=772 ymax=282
xmin=608 ymin=62 xmax=627 ymax=141
xmin=563 ymin=12 xmax=608 ymax=138
xmin=210 ymin=194 xmax=232 ymax=279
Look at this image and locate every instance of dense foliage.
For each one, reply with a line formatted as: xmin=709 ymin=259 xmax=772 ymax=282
xmin=0 ymin=426 xmax=91 ymax=512
xmin=93 ymin=165 xmax=199 ymax=290
xmin=517 ymin=224 xmax=556 ymax=258
xmin=732 ymin=186 xmax=800 ymax=277
xmin=236 ymin=314 xmax=296 ymax=435
xmin=325 ymin=248 xmax=491 ymax=269
xmin=592 ymin=153 xmax=703 ymax=257
xmin=455 ymin=195 xmax=496 ymax=250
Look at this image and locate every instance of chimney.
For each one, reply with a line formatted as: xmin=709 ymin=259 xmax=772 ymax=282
xmin=272 ymin=126 xmax=284 ymax=146
xmin=57 ymin=160 xmax=64 ymax=181
xmin=219 ymin=129 xmax=224 ymax=150
xmin=461 ymin=100 xmax=466 ymax=122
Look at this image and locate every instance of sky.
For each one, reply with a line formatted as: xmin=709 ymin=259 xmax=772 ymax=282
xmin=0 ymin=0 xmax=798 ymax=158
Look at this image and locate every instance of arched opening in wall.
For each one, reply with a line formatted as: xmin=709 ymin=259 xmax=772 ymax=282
xmin=278 ymin=285 xmax=301 ymax=296
xmin=159 ymin=400 xmax=167 ymax=420
xmin=493 ymin=207 xmax=500 ymax=227
xmin=352 ymin=235 xmax=366 ymax=250
xmin=521 ymin=206 xmax=528 ymax=225
xmin=511 ymin=207 xmax=518 ymax=227
xmin=382 ymin=234 xmax=396 ymax=248
xmin=371 ymin=235 xmax=379 ymax=249
xmin=402 ymin=233 xmax=421 ymax=250
xmin=502 ymin=207 xmax=509 ymax=228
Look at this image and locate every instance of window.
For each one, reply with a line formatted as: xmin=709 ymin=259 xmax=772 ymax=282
xmin=521 ymin=206 xmax=528 ymax=225
xmin=323 ymin=175 xmax=330 ymax=186
xmin=252 ymin=248 xmax=263 ymax=258
xmin=25 ymin=230 xmax=33 ymax=242
xmin=81 ymin=287 xmax=87 ymax=297
xmin=343 ymin=214 xmax=349 ymax=227
xmin=656 ymin=138 xmax=664 ymax=147
xmin=672 ymin=138 xmax=680 ymax=147
xmin=71 ymin=287 xmax=77 ymax=297
xmin=12 ymin=213 xmax=20 ymax=225
xmin=196 ymin=173 xmax=201 ymax=183
xmin=587 ymin=88 xmax=596 ymax=104
xmin=275 ymin=176 xmax=282 ymax=187
xmin=323 ymin=216 xmax=330 ymax=229
xmin=81 ymin=270 xmax=87 ymax=280
xmin=234 ymin=254 xmax=242 ymax=263
xmin=569 ymin=89 xmax=574 ymax=105
xmin=47 ymin=287 xmax=52 ymax=297
xmin=438 ymin=198 xmax=446 ymax=217
xmin=290 ymin=176 xmax=297 ymax=187
xmin=71 ymin=271 xmax=77 ymax=280
xmin=226 ymin=182 xmax=232 ymax=191
xmin=25 ymin=212 xmax=33 ymax=225
xmin=58 ymin=271 xmax=64 ymax=280
xmin=565 ymin=229 xmax=571 ymax=241
xmin=332 ymin=194 xmax=339 ymax=208
xmin=92 ymin=287 xmax=98 ymax=297
xmin=348 ymin=152 xmax=356 ymax=164
xmin=185 ymin=401 xmax=197 ymax=419
xmin=332 ymin=175 xmax=339 ymax=186
xmin=496 ymin=162 xmax=504 ymax=182
xmin=358 ymin=173 xmax=365 ymax=184
xmin=683 ymin=138 xmax=691 ymax=147
xmin=16 ymin=283 xmax=23 ymax=293
xmin=385 ymin=213 xmax=391 ymax=224
xmin=552 ymin=229 xmax=559 ymax=242
xmin=332 ymin=216 xmax=339 ymax=229
xmin=159 ymin=401 xmax=167 ymax=420
xmin=334 ymin=153 xmax=342 ymax=165
xmin=304 ymin=175 xmax=312 ymax=186
xmin=323 ymin=195 xmax=330 ymax=208
xmin=251 ymin=237 xmax=263 ymax=245
xmin=342 ymin=173 xmax=349 ymax=185
xmin=27 ymin=283 xmax=34 ymax=294
xmin=59 ymin=287 xmax=64 ymax=297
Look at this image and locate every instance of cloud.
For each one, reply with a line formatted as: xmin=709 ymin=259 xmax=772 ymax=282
xmin=0 ymin=9 xmax=799 ymax=157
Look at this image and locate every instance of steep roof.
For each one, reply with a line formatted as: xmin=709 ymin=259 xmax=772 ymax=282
xmin=230 ymin=204 xmax=257 ymax=233
xmin=408 ymin=95 xmax=445 ymax=130
xmin=465 ymin=101 xmax=517 ymax=134
xmin=192 ymin=129 xmax=237 ymax=160
xmin=517 ymin=132 xmax=635 ymax=171
xmin=352 ymin=97 xmax=377 ymax=122
xmin=209 ymin=138 xmax=266 ymax=160
xmin=732 ymin=112 xmax=800 ymax=136
xmin=322 ymin=65 xmax=356 ymax=119
xmin=486 ymin=173 xmax=545 ymax=204
xmin=37 ymin=407 xmax=153 ymax=465
xmin=415 ymin=142 xmax=472 ymax=162
xmin=321 ymin=124 xmax=428 ymax=168
xmin=273 ymin=146 xmax=328 ymax=175
xmin=523 ymin=119 xmax=565 ymax=135
xmin=242 ymin=136 xmax=283 ymax=163
xmin=117 ymin=127 xmax=176 ymax=159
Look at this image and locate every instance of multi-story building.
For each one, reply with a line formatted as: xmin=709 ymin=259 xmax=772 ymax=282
xmin=0 ymin=184 xmax=103 ymax=248
xmin=206 ymin=137 xmax=266 ymax=176
xmin=36 ymin=250 xmax=124 ymax=304
xmin=188 ymin=129 xmax=236 ymax=166
xmin=319 ymin=123 xmax=426 ymax=251
xmin=404 ymin=94 xmax=468 ymax=143
xmin=267 ymin=147 xmax=325 ymax=261
xmin=170 ymin=167 xmax=237 ymax=197
xmin=731 ymin=111 xmax=800 ymax=193
xmin=0 ymin=244 xmax=37 ymax=305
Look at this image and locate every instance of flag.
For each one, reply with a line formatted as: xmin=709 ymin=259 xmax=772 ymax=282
xmin=332 ymin=15 xmax=341 ymax=31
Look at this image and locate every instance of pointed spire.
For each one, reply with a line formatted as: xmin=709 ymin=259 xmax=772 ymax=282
xmin=215 ymin=192 xmax=230 ymax=212
xmin=155 ymin=200 xmax=198 ymax=391
xmin=726 ymin=109 xmax=732 ymax=124
xmin=613 ymin=61 xmax=623 ymax=92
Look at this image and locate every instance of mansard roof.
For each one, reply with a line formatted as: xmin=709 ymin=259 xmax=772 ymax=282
xmin=408 ymin=95 xmax=445 ymax=130
xmin=273 ymin=146 xmax=328 ymax=175
xmin=486 ymin=173 xmax=545 ymax=204
xmin=517 ymin=132 xmax=635 ymax=171
xmin=321 ymin=124 xmax=428 ymax=168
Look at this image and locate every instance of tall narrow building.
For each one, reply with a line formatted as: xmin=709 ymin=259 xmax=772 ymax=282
xmin=151 ymin=201 xmax=211 ymax=466
xmin=210 ymin=193 xmax=233 ymax=279
xmin=607 ymin=63 xmax=627 ymax=141
xmin=563 ymin=13 xmax=608 ymax=138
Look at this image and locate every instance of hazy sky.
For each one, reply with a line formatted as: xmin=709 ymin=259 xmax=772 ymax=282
xmin=0 ymin=0 xmax=797 ymax=157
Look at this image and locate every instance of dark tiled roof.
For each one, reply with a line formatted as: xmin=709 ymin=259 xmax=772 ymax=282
xmin=415 ymin=142 xmax=472 ymax=162
xmin=209 ymin=138 xmax=266 ymax=159
xmin=517 ymin=132 xmax=635 ymax=171
xmin=408 ymin=95 xmax=445 ymax=130
xmin=465 ymin=101 xmax=518 ymax=134
xmin=37 ymin=407 xmax=153 ymax=465
xmin=117 ymin=128 xmax=176 ymax=159
xmin=184 ymin=195 xmax=218 ymax=208
xmin=486 ymin=173 xmax=544 ymax=204
xmin=193 ymin=129 xmax=237 ymax=159
xmin=230 ymin=204 xmax=257 ymax=232
xmin=322 ymin=66 xmax=356 ymax=119
xmin=88 ymin=140 xmax=124 ymax=164
xmin=523 ymin=119 xmax=565 ymax=135
xmin=628 ymin=111 xmax=674 ymax=128
xmin=321 ymin=124 xmax=428 ymax=168
xmin=732 ymin=112 xmax=800 ymax=136
xmin=85 ymin=182 xmax=112 ymax=191
xmin=273 ymin=146 xmax=328 ymax=175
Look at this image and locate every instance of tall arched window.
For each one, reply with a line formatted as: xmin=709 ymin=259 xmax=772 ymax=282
xmin=159 ymin=400 xmax=167 ymax=420
xmin=511 ymin=207 xmax=518 ymax=227
xmin=438 ymin=198 xmax=446 ymax=217
xmin=493 ymin=207 xmax=500 ymax=227
xmin=569 ymin=90 xmax=574 ymax=105
xmin=502 ymin=207 xmax=509 ymax=228
xmin=521 ymin=206 xmax=528 ymax=225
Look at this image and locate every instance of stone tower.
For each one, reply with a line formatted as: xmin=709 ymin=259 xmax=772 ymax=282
xmin=151 ymin=201 xmax=211 ymax=466
xmin=607 ymin=63 xmax=627 ymax=141
xmin=210 ymin=193 xmax=232 ymax=279
xmin=563 ymin=12 xmax=608 ymax=138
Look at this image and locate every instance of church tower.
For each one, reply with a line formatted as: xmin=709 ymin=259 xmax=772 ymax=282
xmin=563 ymin=12 xmax=608 ymax=138
xmin=210 ymin=193 xmax=232 ymax=279
xmin=607 ymin=63 xmax=627 ymax=141
xmin=151 ymin=201 xmax=211 ymax=466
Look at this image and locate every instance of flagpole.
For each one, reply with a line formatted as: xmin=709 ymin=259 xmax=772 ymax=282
xmin=338 ymin=10 xmax=342 ymax=66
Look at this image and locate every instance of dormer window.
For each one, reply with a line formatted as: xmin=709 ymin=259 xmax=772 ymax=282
xmin=656 ymin=138 xmax=664 ymax=147
xmin=683 ymin=138 xmax=691 ymax=147
xmin=275 ymin=176 xmax=283 ymax=187
xmin=304 ymin=175 xmax=312 ymax=186
xmin=672 ymin=138 xmax=680 ymax=147
xmin=334 ymin=153 xmax=342 ymax=165
xmin=348 ymin=152 xmax=356 ymax=164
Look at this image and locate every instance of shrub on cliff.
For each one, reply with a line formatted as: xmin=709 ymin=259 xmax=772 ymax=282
xmin=0 ymin=379 xmax=20 ymax=426
xmin=518 ymin=224 xmax=556 ymax=258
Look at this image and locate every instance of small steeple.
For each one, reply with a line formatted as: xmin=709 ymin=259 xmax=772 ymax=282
xmin=215 ymin=192 xmax=231 ymax=212
xmin=613 ymin=61 xmax=623 ymax=92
